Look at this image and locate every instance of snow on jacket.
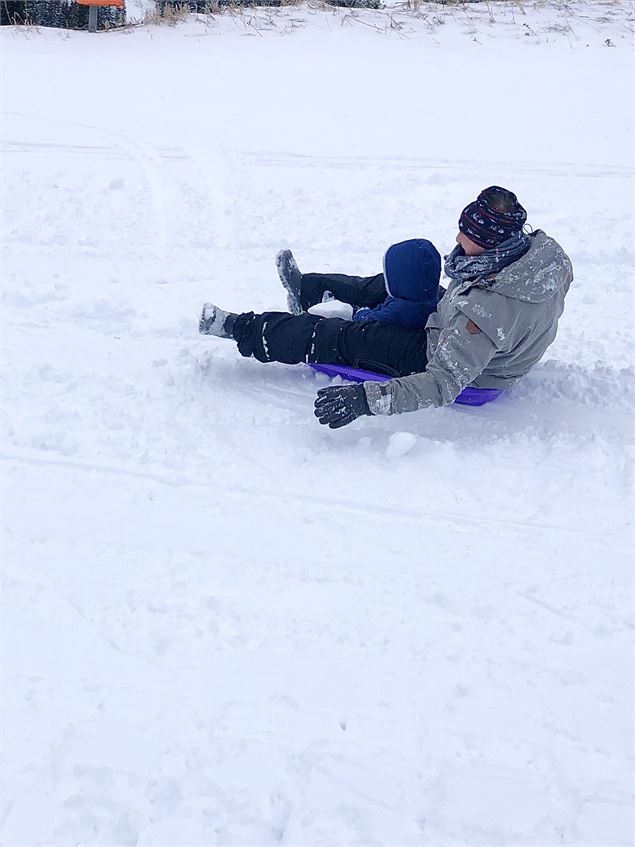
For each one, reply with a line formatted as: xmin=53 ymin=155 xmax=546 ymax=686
xmin=352 ymin=238 xmax=442 ymax=330
xmin=363 ymin=230 xmax=573 ymax=415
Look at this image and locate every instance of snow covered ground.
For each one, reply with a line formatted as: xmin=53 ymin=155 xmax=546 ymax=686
xmin=1 ymin=2 xmax=634 ymax=844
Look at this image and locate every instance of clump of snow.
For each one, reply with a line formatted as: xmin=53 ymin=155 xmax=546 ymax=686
xmin=385 ymin=431 xmax=418 ymax=459
xmin=308 ymin=300 xmax=354 ymax=319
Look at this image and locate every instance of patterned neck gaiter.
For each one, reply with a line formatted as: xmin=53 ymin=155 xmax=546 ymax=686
xmin=444 ymin=231 xmax=532 ymax=283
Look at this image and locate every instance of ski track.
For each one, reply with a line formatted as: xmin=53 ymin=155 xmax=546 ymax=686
xmin=1 ymin=449 xmax=629 ymax=554
xmin=240 ymin=148 xmax=634 ymax=180
xmin=5 ymin=132 xmax=632 ymax=180
xmin=2 ymin=7 xmax=635 ymax=847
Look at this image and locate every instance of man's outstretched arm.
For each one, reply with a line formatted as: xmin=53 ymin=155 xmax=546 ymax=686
xmin=313 ymin=311 xmax=500 ymax=428
xmin=363 ymin=312 xmax=499 ymax=416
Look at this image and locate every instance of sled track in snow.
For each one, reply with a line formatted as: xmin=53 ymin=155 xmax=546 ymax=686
xmin=2 ymin=111 xmax=238 ymax=254
xmin=4 ymin=124 xmax=631 ymax=183
xmin=239 ymin=150 xmax=633 ymax=180
xmin=1 ymin=450 xmax=630 ymax=553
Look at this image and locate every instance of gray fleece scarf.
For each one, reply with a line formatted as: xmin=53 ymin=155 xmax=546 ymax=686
xmin=444 ymin=232 xmax=531 ymax=283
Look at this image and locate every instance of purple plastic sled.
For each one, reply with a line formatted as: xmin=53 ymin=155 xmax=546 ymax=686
xmin=309 ymin=363 xmax=502 ymax=407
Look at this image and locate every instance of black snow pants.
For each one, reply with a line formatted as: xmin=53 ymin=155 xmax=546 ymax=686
xmin=298 ymin=270 xmax=387 ymax=313
xmin=231 ymin=271 xmax=429 ymax=378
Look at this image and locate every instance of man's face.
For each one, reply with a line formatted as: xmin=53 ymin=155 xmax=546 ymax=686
xmin=456 ymin=231 xmax=487 ymax=256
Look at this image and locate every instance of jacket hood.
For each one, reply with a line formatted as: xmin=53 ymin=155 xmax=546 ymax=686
xmin=383 ymin=239 xmax=441 ymax=303
xmin=487 ymin=231 xmax=573 ymax=303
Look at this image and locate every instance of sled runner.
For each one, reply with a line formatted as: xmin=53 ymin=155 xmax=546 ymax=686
xmin=308 ymin=363 xmax=502 ymax=407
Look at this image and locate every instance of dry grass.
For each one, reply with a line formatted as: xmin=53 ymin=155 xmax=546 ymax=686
xmin=139 ymin=0 xmax=634 ymax=44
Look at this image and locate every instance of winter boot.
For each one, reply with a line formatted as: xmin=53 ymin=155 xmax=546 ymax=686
xmin=276 ymin=249 xmax=303 ymax=316
xmin=199 ymin=303 xmax=237 ymax=339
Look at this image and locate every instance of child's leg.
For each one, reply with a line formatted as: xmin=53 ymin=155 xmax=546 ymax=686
xmin=300 ymin=273 xmax=386 ymax=312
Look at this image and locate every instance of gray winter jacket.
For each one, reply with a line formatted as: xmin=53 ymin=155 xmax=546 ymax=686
xmin=364 ymin=230 xmax=573 ymax=415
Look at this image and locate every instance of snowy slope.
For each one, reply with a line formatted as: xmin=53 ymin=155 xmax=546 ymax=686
xmin=1 ymin=3 xmax=634 ymax=845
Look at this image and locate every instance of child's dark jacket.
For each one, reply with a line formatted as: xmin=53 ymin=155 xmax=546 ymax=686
xmin=352 ymin=239 xmax=442 ymax=330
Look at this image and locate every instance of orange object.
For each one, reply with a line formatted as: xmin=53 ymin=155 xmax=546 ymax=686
xmin=77 ymin=0 xmax=124 ymax=6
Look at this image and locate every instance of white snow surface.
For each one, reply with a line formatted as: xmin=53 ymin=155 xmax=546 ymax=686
xmin=1 ymin=3 xmax=634 ymax=845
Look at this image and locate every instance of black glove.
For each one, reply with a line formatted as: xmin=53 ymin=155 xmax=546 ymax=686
xmin=314 ymin=384 xmax=372 ymax=429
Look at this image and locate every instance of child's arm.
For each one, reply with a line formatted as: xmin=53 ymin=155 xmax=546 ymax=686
xmin=352 ymin=297 xmax=433 ymax=330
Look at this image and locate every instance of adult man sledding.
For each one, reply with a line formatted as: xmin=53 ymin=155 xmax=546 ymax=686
xmin=199 ymin=186 xmax=573 ymax=428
